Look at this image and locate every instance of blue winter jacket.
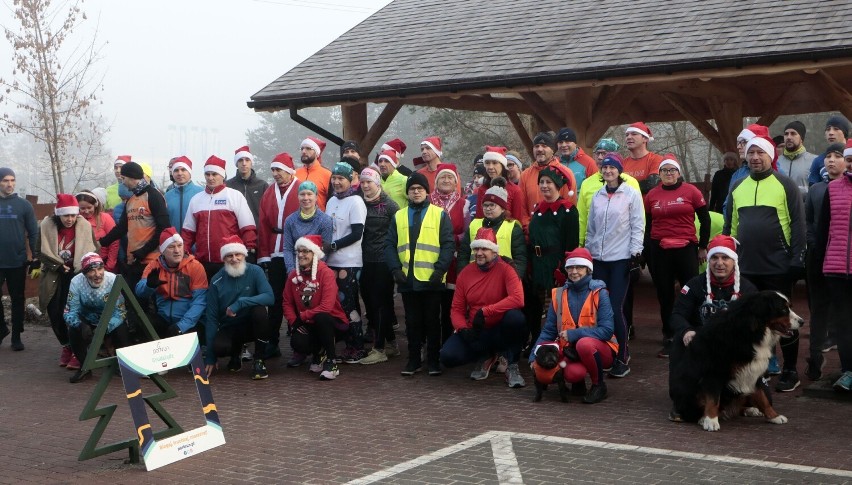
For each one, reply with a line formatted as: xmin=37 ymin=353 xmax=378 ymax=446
xmin=165 ymin=182 xmax=203 ymax=230
xmin=529 ymin=275 xmax=614 ymax=364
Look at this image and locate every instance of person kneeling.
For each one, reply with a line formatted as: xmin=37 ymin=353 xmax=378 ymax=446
xmin=64 ymin=253 xmax=130 ymax=383
xmin=204 ymin=236 xmax=274 ymax=380
xmin=530 ymin=248 xmax=618 ymax=404
xmin=439 ymin=228 xmax=526 ymax=387
xmin=283 ymin=235 xmax=349 ymax=381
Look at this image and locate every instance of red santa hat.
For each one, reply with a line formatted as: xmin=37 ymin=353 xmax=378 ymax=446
xmin=234 ymin=145 xmax=254 ymax=165
xmin=114 ymin=155 xmax=132 ymax=167
xmin=171 ymin=156 xmax=192 ymax=174
xmin=294 ymin=234 xmax=325 ymax=281
xmin=301 ymin=137 xmax=326 ymax=156
xmin=482 ymin=184 xmax=509 ymax=210
xmin=203 ymin=155 xmax=227 ymax=178
xmin=658 ymin=153 xmax=681 ymax=172
xmin=377 ymin=149 xmax=399 ymax=168
xmin=844 ymin=139 xmax=852 ymax=158
xmin=470 ymin=227 xmax=499 ymax=253
xmin=625 ymin=122 xmax=654 ymax=142
xmin=737 ymin=123 xmax=769 ymax=143
xmin=744 ymin=135 xmax=778 ymax=167
xmin=55 ymin=193 xmax=79 ymax=216
xmin=220 ymin=234 xmax=248 ymax=260
xmin=159 ymin=227 xmax=183 ymax=254
xmin=80 ymin=252 xmax=104 ymax=273
xmin=420 ymin=136 xmax=443 ymax=158
xmin=412 ymin=157 xmax=427 ymax=169
xmin=564 ymin=247 xmax=594 ymax=272
xmin=271 ymin=152 xmax=295 ymax=174
xmin=705 ymin=234 xmax=741 ymax=302
xmin=482 ymin=145 xmax=508 ymax=168
xmin=381 ymin=138 xmax=407 ymax=158
xmin=434 ymin=163 xmax=460 ymax=188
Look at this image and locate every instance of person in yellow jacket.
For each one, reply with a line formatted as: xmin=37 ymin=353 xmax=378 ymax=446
xmin=384 ymin=172 xmax=454 ymax=377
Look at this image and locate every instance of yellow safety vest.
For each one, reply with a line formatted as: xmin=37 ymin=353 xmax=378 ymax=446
xmin=467 ymin=218 xmax=517 ymax=262
xmin=396 ymin=204 xmax=446 ymax=282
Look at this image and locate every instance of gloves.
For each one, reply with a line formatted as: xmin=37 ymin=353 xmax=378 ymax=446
xmin=392 ymin=269 xmax=407 ymax=285
xmin=788 ymin=265 xmax=806 ymax=283
xmin=258 ymin=261 xmax=270 ymax=272
xmin=27 ymin=259 xmax=41 ymax=271
xmin=428 ymin=271 xmax=444 ymax=286
xmin=29 ymin=267 xmax=41 ymax=279
xmin=246 ymin=250 xmax=257 ymax=265
xmin=471 ymin=309 xmax=485 ymax=334
xmin=629 ymin=254 xmax=643 ymax=273
xmin=322 ymin=242 xmax=334 ymax=254
xmin=563 ymin=344 xmax=580 ymax=362
xmin=146 ymin=268 xmax=163 ymax=288
xmin=290 ymin=319 xmax=308 ymax=335
xmin=166 ymin=324 xmax=182 ymax=337
xmin=459 ymin=328 xmax=477 ymax=344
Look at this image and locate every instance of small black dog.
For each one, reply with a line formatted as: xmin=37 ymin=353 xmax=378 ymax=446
xmin=532 ymin=345 xmax=569 ymax=403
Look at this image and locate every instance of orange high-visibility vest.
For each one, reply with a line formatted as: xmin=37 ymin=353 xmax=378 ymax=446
xmin=550 ymin=286 xmax=619 ymax=354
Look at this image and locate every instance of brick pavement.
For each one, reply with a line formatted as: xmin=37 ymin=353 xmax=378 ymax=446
xmin=0 ymin=277 xmax=850 ymax=484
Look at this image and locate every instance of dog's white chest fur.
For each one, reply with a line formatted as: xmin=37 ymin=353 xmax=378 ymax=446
xmin=728 ymin=328 xmax=777 ymax=394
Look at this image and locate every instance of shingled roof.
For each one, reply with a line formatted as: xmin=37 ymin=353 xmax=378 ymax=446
xmin=248 ymin=0 xmax=852 ymax=110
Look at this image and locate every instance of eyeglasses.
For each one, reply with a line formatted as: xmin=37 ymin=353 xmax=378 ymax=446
xmin=736 ymin=139 xmax=747 ymax=147
xmin=408 ymin=186 xmax=426 ymax=192
xmin=660 ymin=168 xmax=679 ymax=174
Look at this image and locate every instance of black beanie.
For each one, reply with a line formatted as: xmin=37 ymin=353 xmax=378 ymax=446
xmin=532 ymin=132 xmax=557 ymax=151
xmin=784 ymin=121 xmax=806 ymax=139
xmin=340 ymin=140 xmax=359 ymax=157
xmin=0 ymin=167 xmax=15 ymax=180
xmin=556 ymin=127 xmax=577 ymax=143
xmin=824 ymin=142 xmax=845 ymax=157
xmin=826 ymin=115 xmax=851 ymax=138
xmin=120 ymin=161 xmax=145 ymax=180
xmin=406 ymin=171 xmax=429 ymax=193
xmin=340 ymin=156 xmax=361 ymax=173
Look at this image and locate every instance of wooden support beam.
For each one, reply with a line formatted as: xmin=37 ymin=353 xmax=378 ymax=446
xmin=564 ymin=87 xmax=593 ymax=146
xmin=708 ymin=98 xmax=743 ymax=153
xmin=520 ymin=92 xmax=563 ymax=131
xmin=660 ymin=92 xmax=725 ymax=151
xmin=585 ymin=84 xmax=642 ymax=145
xmin=506 ymin=112 xmax=534 ymax=158
xmin=755 ymin=82 xmax=805 ymax=127
xmin=358 ymin=101 xmax=403 ymax=158
xmin=341 ymin=103 xmax=368 ymax=146
xmin=815 ymin=70 xmax=852 ymax=122
xmin=406 ymin=95 xmax=532 ymax=114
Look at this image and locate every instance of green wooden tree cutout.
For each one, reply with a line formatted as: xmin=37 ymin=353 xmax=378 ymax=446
xmin=77 ymin=275 xmax=183 ymax=463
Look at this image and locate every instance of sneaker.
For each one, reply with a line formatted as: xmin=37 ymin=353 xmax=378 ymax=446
xmin=805 ymin=354 xmax=825 ymax=381
xmin=319 ymin=360 xmax=339 ymax=380
xmin=833 ymin=371 xmax=852 ymax=391
xmin=583 ymin=383 xmax=608 ymax=404
xmin=252 ymin=359 xmax=269 ymax=380
xmin=66 ymin=354 xmax=81 ymax=371
xmin=384 ymin=341 xmax=400 ymax=357
xmin=10 ymin=333 xmax=23 ymax=351
xmin=470 ymin=354 xmax=498 ymax=380
xmin=400 ymin=361 xmax=422 ymax=376
xmin=505 ymin=363 xmax=526 ymax=388
xmin=287 ymin=352 xmax=308 ymax=367
xmin=766 ymin=355 xmax=781 ymax=376
xmin=821 ymin=338 xmax=838 ymax=353
xmin=343 ymin=348 xmax=368 ymax=364
xmin=657 ymin=339 xmax=672 ymax=359
xmin=495 ymin=355 xmax=509 ymax=374
xmin=571 ymin=381 xmax=587 ymax=396
xmin=428 ymin=361 xmax=442 ymax=376
xmin=227 ymin=356 xmax=242 ymax=372
xmin=69 ymin=369 xmax=92 ymax=383
xmin=359 ymin=348 xmax=388 ymax=365
xmin=240 ymin=344 xmax=253 ymax=362
xmin=262 ymin=346 xmax=282 ymax=360
xmin=775 ymin=370 xmax=800 ymax=392
xmin=392 ymin=322 xmax=400 ymax=331
xmin=668 ymin=409 xmax=684 ymax=422
xmin=59 ymin=346 xmax=73 ymax=367
xmin=0 ymin=325 xmax=8 ymax=345
xmin=308 ymin=350 xmax=327 ymax=373
xmin=608 ymin=359 xmax=630 ymax=378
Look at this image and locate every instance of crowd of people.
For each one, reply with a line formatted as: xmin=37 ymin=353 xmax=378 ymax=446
xmin=0 ymin=115 xmax=850 ymax=406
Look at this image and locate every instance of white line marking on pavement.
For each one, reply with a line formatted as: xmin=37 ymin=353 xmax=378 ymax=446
xmin=346 ymin=431 xmax=852 ymax=484
xmin=490 ymin=432 xmax=523 ymax=484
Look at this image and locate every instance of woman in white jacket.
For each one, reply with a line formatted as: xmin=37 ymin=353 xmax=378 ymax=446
xmin=585 ymin=153 xmax=644 ymax=378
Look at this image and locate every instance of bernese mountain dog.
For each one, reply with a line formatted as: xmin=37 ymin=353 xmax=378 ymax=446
xmin=669 ymin=291 xmax=803 ymax=431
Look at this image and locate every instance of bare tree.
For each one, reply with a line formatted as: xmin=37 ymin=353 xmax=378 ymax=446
xmin=0 ymin=0 xmax=108 ymax=195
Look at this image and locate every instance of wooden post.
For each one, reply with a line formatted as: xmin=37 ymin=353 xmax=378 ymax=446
xmin=359 ymin=101 xmax=403 ymax=158
xmin=341 ymin=103 xmax=368 ymax=148
xmin=563 ymin=87 xmax=593 ymax=146
xmin=520 ymin=92 xmax=563 ymax=132
xmin=506 ymin=112 xmax=534 ymax=158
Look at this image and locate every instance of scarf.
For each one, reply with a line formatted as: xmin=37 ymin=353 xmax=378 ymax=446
xmin=334 ymin=186 xmax=357 ymax=200
xmin=300 ymin=208 xmax=317 ymax=220
xmin=132 ymin=179 xmax=149 ymax=196
xmin=782 ymin=144 xmax=806 ymax=160
xmin=430 ymin=189 xmax=461 ymax=211
xmin=363 ymin=190 xmax=382 ymax=203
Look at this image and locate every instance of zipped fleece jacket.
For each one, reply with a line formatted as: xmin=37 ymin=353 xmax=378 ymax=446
xmin=165 ymin=181 xmax=203 ymax=230
xmin=723 ymin=169 xmax=806 ymax=275
xmin=226 ymin=169 xmax=269 ymax=225
xmin=182 ymin=184 xmax=258 ymax=263
xmin=204 ymin=263 xmax=273 ymax=364
xmin=136 ymin=254 xmax=208 ymax=333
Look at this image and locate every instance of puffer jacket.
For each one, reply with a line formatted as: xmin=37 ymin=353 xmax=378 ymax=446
xmin=822 ymin=174 xmax=852 ymax=276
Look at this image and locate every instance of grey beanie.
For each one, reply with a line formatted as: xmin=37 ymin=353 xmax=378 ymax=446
xmin=0 ymin=167 xmax=15 ymax=180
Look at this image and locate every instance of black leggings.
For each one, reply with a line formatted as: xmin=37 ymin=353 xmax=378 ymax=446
xmin=68 ymin=319 xmax=131 ymax=368
xmin=648 ymin=241 xmax=698 ymax=339
xmin=211 ymin=306 xmax=270 ymax=360
xmin=290 ymin=313 xmax=347 ymax=361
xmin=266 ymin=257 xmax=287 ymax=350
xmin=47 ymin=271 xmax=74 ymax=347
xmin=360 ymin=262 xmax=396 ymax=350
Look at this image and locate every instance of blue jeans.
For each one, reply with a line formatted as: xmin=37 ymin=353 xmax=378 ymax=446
xmin=593 ymin=259 xmax=630 ymax=362
xmin=440 ymin=309 xmax=527 ymax=367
